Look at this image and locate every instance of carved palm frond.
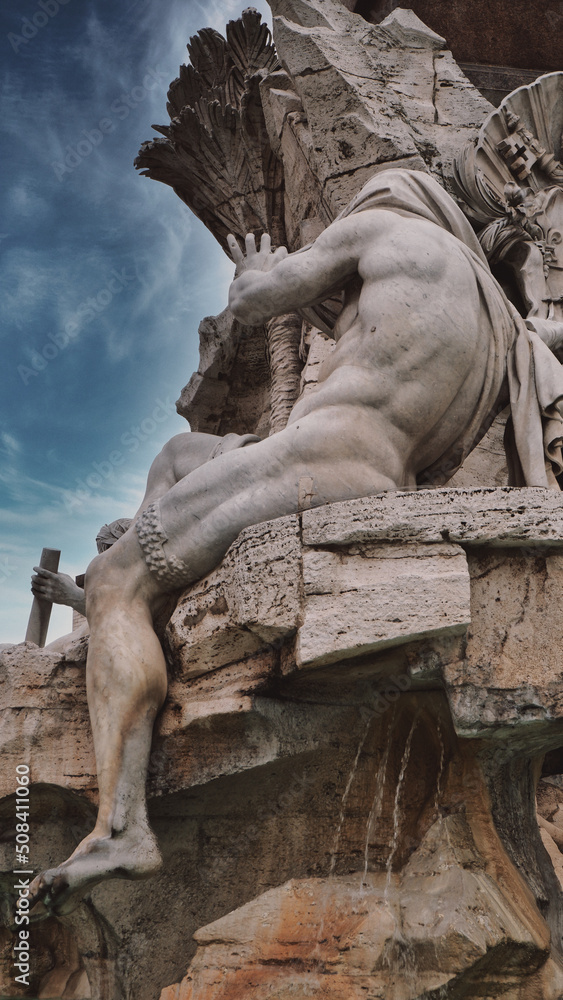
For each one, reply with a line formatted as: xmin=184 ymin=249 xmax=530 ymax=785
xmin=135 ymin=10 xmax=285 ymax=254
xmin=187 ymin=27 xmax=229 ymax=88
xmin=225 ymin=10 xmax=280 ymax=107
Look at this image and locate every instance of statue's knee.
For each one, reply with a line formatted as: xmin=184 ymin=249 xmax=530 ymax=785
xmin=157 ymin=431 xmax=222 ymax=485
xmin=84 ymin=553 xmax=106 ymax=596
xmin=160 ymin=432 xmax=195 ymax=462
xmin=146 ymin=433 xmax=194 ymax=491
xmin=85 ymin=552 xmax=125 ymax=597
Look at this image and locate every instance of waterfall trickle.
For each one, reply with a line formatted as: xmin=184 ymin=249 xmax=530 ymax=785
xmin=329 ymin=708 xmax=373 ymax=878
xmin=385 ymin=713 xmax=418 ymax=896
xmin=361 ymin=710 xmax=396 ymax=889
xmin=382 ymin=714 xmax=420 ymax=998
xmin=433 ymin=720 xmax=446 ymax=822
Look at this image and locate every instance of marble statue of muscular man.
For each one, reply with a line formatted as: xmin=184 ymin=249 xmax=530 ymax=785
xmin=28 ymin=168 xmax=563 ymax=917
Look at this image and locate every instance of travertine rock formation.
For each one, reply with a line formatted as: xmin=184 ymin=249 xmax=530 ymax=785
xmin=3 ymin=490 xmax=563 ymax=998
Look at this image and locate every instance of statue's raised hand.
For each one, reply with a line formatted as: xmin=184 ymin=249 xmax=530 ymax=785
xmin=228 ymin=233 xmax=288 ymax=278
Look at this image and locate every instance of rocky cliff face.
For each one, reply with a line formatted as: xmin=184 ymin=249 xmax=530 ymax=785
xmin=3 ymin=490 xmax=563 ymax=998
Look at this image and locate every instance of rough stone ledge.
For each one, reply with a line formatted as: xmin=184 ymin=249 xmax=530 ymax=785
xmin=3 ymin=487 xmax=563 ymax=806
xmin=165 ymin=496 xmax=479 ymax=676
xmin=167 ymin=487 xmax=563 ymax=680
xmin=300 ymin=487 xmax=563 ymax=547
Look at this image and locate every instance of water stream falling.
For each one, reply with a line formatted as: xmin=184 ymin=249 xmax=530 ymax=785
xmin=328 ymin=709 xmax=373 ymax=877
xmin=313 ymin=709 xmax=374 ymax=972
xmin=430 ymin=721 xmax=448 ymax=987
xmin=385 ymin=713 xmax=419 ymax=895
xmin=432 ymin=720 xmax=445 ymax=822
xmin=361 ymin=718 xmax=394 ymax=889
xmin=319 ymin=706 xmax=433 ymax=994
xmin=381 ymin=714 xmax=420 ymax=1000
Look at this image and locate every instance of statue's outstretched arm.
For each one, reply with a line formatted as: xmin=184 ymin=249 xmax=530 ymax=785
xmin=31 ymin=567 xmax=86 ymax=616
xmin=228 ymin=220 xmax=361 ymax=326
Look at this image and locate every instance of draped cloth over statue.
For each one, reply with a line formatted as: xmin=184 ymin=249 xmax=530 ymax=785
xmin=300 ymin=169 xmax=563 ymax=489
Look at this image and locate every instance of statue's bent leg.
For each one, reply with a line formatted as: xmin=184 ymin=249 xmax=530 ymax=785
xmin=137 ymin=402 xmax=408 ymax=586
xmin=134 ymin=430 xmax=261 ymax=513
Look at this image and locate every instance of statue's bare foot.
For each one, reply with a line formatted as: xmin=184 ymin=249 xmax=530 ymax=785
xmin=27 ymin=827 xmax=162 ymax=919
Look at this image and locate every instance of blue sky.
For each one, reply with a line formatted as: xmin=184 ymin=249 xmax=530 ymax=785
xmin=0 ymin=0 xmax=272 ymax=643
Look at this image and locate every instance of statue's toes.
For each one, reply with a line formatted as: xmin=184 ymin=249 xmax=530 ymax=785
xmin=42 ymin=871 xmax=71 ymax=908
xmin=27 ymin=869 xmax=70 ymax=917
xmin=28 ymin=899 xmax=53 ymax=924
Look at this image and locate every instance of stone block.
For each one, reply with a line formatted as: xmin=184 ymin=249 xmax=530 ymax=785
xmin=272 ymin=0 xmax=492 ymax=220
xmin=166 ymin=514 xmax=302 ymax=678
xmin=297 ymin=540 xmax=470 ymax=667
xmin=162 ymin=855 xmax=552 ymax=998
xmin=0 ymin=640 xmax=95 ymax=802
xmin=445 ymin=547 xmax=563 ymax=740
xmin=379 ymin=7 xmax=446 ymax=49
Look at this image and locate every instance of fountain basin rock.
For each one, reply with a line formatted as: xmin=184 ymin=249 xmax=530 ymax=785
xmin=2 ymin=489 xmax=563 ymax=999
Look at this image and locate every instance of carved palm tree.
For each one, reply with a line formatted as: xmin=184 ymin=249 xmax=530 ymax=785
xmin=135 ymin=10 xmax=304 ymax=434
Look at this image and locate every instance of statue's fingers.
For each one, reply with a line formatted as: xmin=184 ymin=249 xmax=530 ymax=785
xmin=27 ymin=872 xmax=49 ymax=911
xmin=259 ymin=233 xmax=271 ymax=255
xmin=227 ymin=234 xmax=243 ymax=264
xmin=33 ymin=566 xmax=54 ymax=579
xmin=273 ymin=245 xmax=288 ymax=262
xmin=245 ymin=233 xmax=257 ymax=256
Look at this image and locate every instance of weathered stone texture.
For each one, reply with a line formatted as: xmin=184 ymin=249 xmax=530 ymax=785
xmin=176 ymin=310 xmax=271 ymax=437
xmin=359 ymin=0 xmax=561 ymax=74
xmin=4 ymin=489 xmax=563 ymax=999
xmin=300 ymin=487 xmax=563 ymax=548
xmin=297 ymin=540 xmax=469 ymax=666
xmin=161 ymin=809 xmax=560 ymax=999
xmin=271 ymin=0 xmax=492 ymax=217
xmin=0 ymin=639 xmax=94 ymax=803
xmin=165 ymin=514 xmax=302 ymax=679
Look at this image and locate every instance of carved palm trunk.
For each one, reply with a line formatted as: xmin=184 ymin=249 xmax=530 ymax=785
xmin=265 ymin=312 xmax=303 ymax=433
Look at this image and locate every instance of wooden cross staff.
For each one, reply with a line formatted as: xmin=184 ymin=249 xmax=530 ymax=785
xmin=25 ymin=547 xmax=61 ymax=648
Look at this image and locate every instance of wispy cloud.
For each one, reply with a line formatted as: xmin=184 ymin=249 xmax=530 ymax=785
xmin=8 ymin=179 xmax=51 ymax=220
xmin=1 ymin=431 xmax=21 ymax=455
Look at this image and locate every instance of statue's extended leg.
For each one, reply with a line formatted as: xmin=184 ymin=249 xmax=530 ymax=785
xmin=28 ymin=403 xmax=404 ymax=915
xmin=27 ymin=542 xmax=168 ymax=917
xmin=26 ymin=433 xmax=227 ymax=916
xmin=140 ymin=403 xmax=408 ymax=584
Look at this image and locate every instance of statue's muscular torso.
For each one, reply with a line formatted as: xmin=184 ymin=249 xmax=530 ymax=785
xmin=284 ymin=211 xmax=494 ymax=478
